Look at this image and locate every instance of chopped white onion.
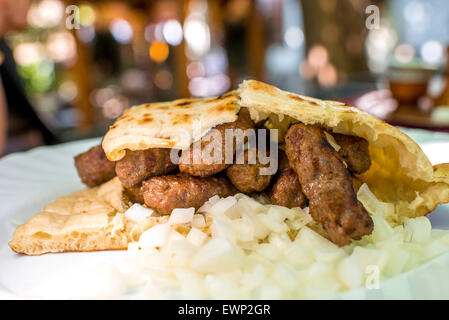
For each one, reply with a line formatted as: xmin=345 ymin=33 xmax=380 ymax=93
xmin=324 ymin=131 xmax=341 ymax=151
xmin=192 ymin=214 xmax=206 ymax=228
xmin=169 ymin=208 xmax=195 ymax=225
xmin=207 ymin=196 xmax=238 ymax=216
xmin=197 ymin=195 xmax=220 ymax=213
xmin=186 ymin=227 xmax=208 ymax=247
xmin=125 ymin=203 xmax=154 ymax=222
xmin=357 ymin=183 xmax=395 ymax=217
xmin=138 ymin=223 xmax=170 ymax=248
xmin=115 ymin=192 xmax=449 ymax=300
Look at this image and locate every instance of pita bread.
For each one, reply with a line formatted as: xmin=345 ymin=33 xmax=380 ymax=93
xmin=9 ymin=178 xmax=169 ymax=255
xmin=102 ymin=91 xmax=239 ymax=161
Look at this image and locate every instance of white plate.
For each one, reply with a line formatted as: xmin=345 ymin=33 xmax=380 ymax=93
xmin=1 ymin=138 xmax=449 ymax=299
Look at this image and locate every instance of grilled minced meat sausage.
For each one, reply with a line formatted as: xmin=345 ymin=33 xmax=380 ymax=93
xmin=332 ymin=133 xmax=371 ymax=174
xmin=142 ymin=174 xmax=237 ymax=215
xmin=285 ymin=123 xmax=373 ymax=246
xmin=74 ymin=145 xmax=116 ymax=187
xmin=115 ymin=148 xmax=177 ymax=188
xmin=226 ymin=149 xmax=273 ymax=193
xmin=179 ymin=108 xmax=255 ymax=177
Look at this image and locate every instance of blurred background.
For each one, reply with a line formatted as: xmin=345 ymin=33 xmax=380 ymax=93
xmin=1 ymin=0 xmax=449 ymax=156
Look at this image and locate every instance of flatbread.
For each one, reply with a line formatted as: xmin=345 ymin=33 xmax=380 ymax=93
xmin=9 ymin=178 xmax=169 ymax=255
xmin=102 ymin=91 xmax=239 ymax=161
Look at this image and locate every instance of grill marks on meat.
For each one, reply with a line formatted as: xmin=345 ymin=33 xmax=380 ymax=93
xmin=226 ymin=149 xmax=273 ymax=193
xmin=74 ymin=145 xmax=116 ymax=187
xmin=285 ymin=123 xmax=373 ymax=246
xmin=333 ymin=133 xmax=371 ymax=174
xmin=115 ymin=148 xmax=177 ymax=188
xmin=179 ymin=108 xmax=255 ymax=177
xmin=142 ymin=174 xmax=237 ymax=215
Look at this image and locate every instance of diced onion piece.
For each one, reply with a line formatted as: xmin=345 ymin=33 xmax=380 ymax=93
xmin=382 ymin=248 xmax=410 ymax=277
xmin=231 ymin=216 xmax=255 ymax=242
xmin=138 ymin=223 xmax=170 ymax=248
xmin=324 ymin=131 xmax=341 ymax=151
xmin=404 ymin=216 xmax=432 ymax=243
xmin=295 ymin=226 xmax=336 ymax=251
xmin=286 ymin=207 xmax=313 ymax=230
xmin=197 ymin=195 xmax=220 ymax=213
xmin=371 ymin=214 xmax=395 ymax=243
xmin=270 ymin=264 xmax=297 ymax=293
xmin=192 ymin=214 xmax=206 ymax=228
xmin=169 ymin=208 xmax=195 ymax=225
xmin=283 ymin=242 xmax=314 ymax=269
xmin=259 ymin=208 xmax=289 ymax=233
xmin=357 ymin=183 xmax=395 ymax=217
xmin=125 ymin=203 xmax=154 ymax=222
xmin=255 ymin=243 xmax=282 ymax=261
xmin=208 ymin=196 xmax=238 ymax=216
xmin=190 ymin=238 xmax=244 ymax=273
xmin=350 ymin=246 xmax=388 ymax=273
xmin=268 ymin=233 xmax=291 ymax=251
xmin=337 ymin=256 xmax=363 ymax=289
xmin=169 ymin=239 xmax=197 ymax=264
xmin=186 ymin=227 xmax=208 ymax=247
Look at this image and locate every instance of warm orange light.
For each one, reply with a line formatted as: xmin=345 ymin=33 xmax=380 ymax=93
xmin=149 ymin=41 xmax=169 ymax=63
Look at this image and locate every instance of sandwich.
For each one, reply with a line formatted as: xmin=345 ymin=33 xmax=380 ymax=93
xmin=9 ymin=80 xmax=449 ymax=255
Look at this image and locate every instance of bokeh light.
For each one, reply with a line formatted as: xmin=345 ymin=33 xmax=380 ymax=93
xmin=188 ymin=73 xmax=230 ymax=97
xmin=46 ymin=31 xmax=77 ymax=63
xmin=184 ymin=16 xmax=211 ymax=57
xmin=79 ymin=5 xmax=96 ymax=26
xmin=308 ymin=45 xmax=328 ymax=70
xmin=394 ymin=43 xmax=415 ymax=64
xmin=162 ymin=19 xmax=184 ymax=46
xmin=110 ymin=19 xmax=134 ymax=44
xmin=27 ymin=0 xmax=64 ymax=28
xmin=13 ymin=42 xmax=46 ymax=66
xmin=186 ymin=62 xmax=205 ymax=79
xmin=154 ymin=70 xmax=174 ymax=90
xmin=149 ymin=42 xmax=170 ymax=63
xmin=58 ymin=81 xmax=78 ymax=102
xmin=284 ymin=26 xmax=304 ymax=49
xmin=420 ymin=40 xmax=444 ymax=64
xmin=317 ymin=63 xmax=337 ymax=87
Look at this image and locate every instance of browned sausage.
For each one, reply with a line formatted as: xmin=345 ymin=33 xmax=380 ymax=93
xmin=74 ymin=145 xmax=116 ymax=187
xmin=332 ymin=133 xmax=371 ymax=174
xmin=179 ymin=108 xmax=255 ymax=177
xmin=226 ymin=149 xmax=273 ymax=193
xmin=285 ymin=123 xmax=373 ymax=246
xmin=115 ymin=148 xmax=177 ymax=188
xmin=142 ymin=174 xmax=237 ymax=215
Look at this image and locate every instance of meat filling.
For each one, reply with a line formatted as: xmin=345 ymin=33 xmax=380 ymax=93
xmin=226 ymin=149 xmax=273 ymax=193
xmin=269 ymin=150 xmax=308 ymax=208
xmin=332 ymin=133 xmax=371 ymax=174
xmin=115 ymin=148 xmax=177 ymax=188
xmin=74 ymin=145 xmax=116 ymax=187
xmin=285 ymin=123 xmax=373 ymax=246
xmin=179 ymin=108 xmax=255 ymax=177
xmin=142 ymin=174 xmax=237 ymax=215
